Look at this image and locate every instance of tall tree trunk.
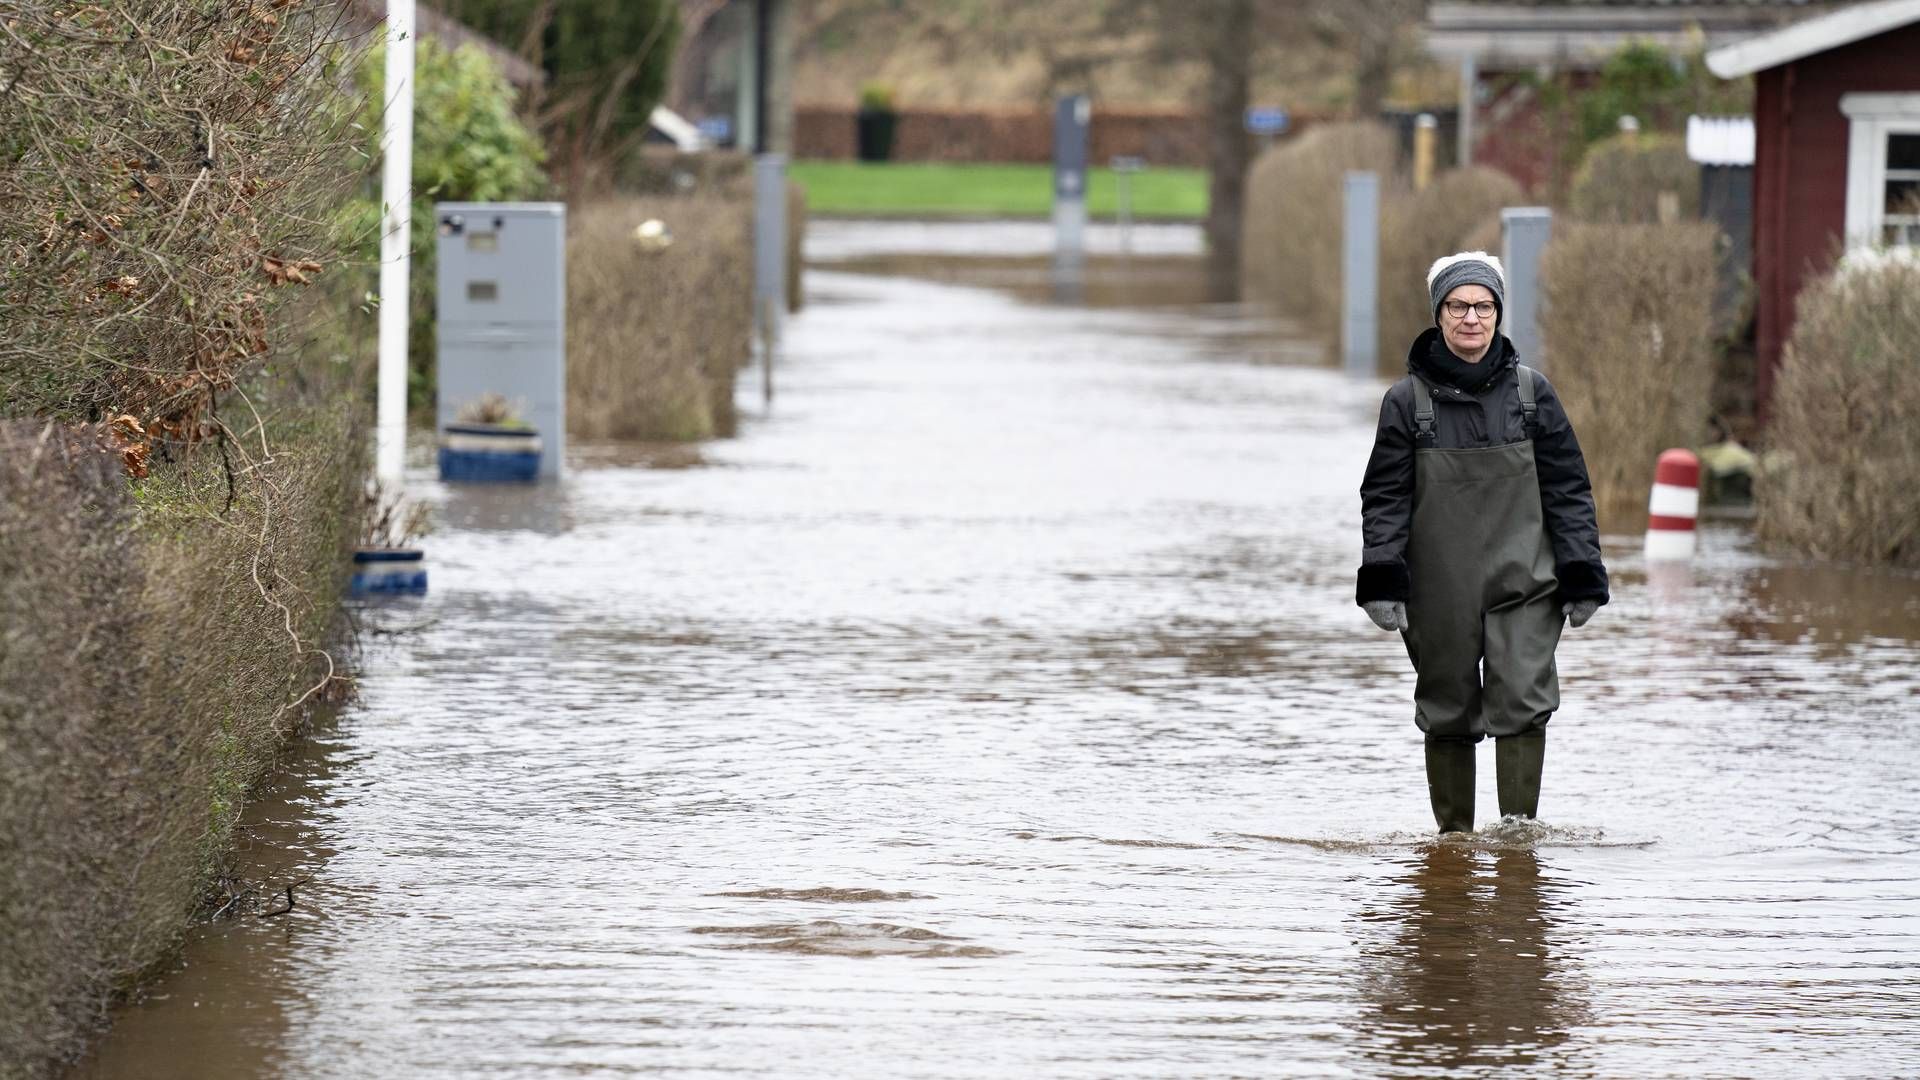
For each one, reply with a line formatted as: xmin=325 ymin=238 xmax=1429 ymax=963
xmin=1351 ymin=36 xmax=1394 ymax=119
xmin=1203 ymin=0 xmax=1254 ymax=302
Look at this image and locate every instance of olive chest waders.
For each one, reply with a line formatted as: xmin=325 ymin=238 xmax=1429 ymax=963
xmin=1405 ymin=366 xmax=1560 ymax=832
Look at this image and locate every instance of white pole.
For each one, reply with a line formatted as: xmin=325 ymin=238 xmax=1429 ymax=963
xmin=376 ymin=0 xmax=416 ymax=482
xmin=1342 ymin=171 xmax=1380 ymax=380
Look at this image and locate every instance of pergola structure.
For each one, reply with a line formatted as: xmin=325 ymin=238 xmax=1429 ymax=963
xmin=1424 ymin=1 xmax=1824 ymax=173
xmin=669 ymin=0 xmax=796 ymax=155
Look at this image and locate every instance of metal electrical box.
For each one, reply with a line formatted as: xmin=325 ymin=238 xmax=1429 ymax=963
xmin=435 ymin=202 xmax=567 ymax=480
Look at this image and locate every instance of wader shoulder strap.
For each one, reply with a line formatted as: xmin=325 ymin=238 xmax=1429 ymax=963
xmin=1410 ymin=377 xmax=1437 ymax=443
xmin=1516 ymin=364 xmax=1540 ymax=440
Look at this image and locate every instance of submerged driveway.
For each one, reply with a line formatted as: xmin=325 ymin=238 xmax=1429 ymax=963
xmin=76 ymin=222 xmax=1920 ymax=1079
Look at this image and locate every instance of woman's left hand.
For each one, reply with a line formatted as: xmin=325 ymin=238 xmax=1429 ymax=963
xmin=1563 ymin=599 xmax=1599 ymax=628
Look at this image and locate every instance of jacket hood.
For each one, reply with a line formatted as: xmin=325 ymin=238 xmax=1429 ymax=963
xmin=1407 ymin=326 xmax=1517 ymax=394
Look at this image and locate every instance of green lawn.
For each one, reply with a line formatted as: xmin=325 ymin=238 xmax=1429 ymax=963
xmin=789 ymin=161 xmax=1209 ymax=220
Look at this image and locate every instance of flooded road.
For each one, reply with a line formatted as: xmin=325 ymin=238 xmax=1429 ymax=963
xmin=77 ymin=221 xmax=1920 ymax=1077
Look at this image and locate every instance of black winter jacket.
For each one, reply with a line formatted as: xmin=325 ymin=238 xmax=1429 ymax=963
xmin=1356 ymin=328 xmax=1609 ymax=607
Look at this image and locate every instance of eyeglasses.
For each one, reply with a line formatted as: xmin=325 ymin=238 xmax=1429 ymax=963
xmin=1442 ymin=300 xmax=1497 ymax=320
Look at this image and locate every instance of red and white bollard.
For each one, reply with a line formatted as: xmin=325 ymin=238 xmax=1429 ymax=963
xmin=1644 ymin=448 xmax=1700 ymax=560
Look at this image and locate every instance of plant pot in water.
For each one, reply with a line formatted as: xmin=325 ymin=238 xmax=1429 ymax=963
xmin=350 ymin=547 xmax=427 ymax=597
xmin=438 ymin=423 xmax=542 ymax=483
xmin=856 ymin=107 xmax=897 ymax=162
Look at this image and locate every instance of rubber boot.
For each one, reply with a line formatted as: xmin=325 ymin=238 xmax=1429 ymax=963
xmin=1424 ymin=740 xmax=1476 ymax=834
xmin=1495 ymin=728 xmax=1546 ymax=820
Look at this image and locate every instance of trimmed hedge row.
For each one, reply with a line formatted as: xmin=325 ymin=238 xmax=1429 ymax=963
xmin=0 ymin=5 xmax=371 ymax=1073
xmin=1759 ymin=254 xmax=1920 ymax=565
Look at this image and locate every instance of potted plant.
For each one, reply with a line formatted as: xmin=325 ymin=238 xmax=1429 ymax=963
xmin=856 ymin=82 xmax=897 ymax=163
xmin=439 ymin=393 xmax=541 ymax=483
xmin=351 ymin=481 xmax=430 ymax=598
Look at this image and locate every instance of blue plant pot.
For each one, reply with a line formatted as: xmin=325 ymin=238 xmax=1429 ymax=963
xmin=439 ymin=423 xmax=541 ymax=483
xmin=350 ymin=548 xmax=427 ymax=597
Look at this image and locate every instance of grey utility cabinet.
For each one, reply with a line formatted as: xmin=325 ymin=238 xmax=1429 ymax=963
xmin=435 ymin=202 xmax=567 ymax=480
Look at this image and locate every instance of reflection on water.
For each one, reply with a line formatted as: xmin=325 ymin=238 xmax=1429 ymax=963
xmin=824 ymin=250 xmax=1220 ymax=309
xmin=71 ymin=720 xmax=345 ymax=1080
xmin=1734 ymin=557 xmax=1920 ymax=648
xmin=431 ymin=479 xmax=578 ymax=535
xmin=72 ymin=221 xmax=1920 ymax=1078
xmin=1354 ymin=844 xmax=1587 ymax=1072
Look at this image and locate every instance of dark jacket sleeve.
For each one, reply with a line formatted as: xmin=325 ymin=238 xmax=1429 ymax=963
xmin=1357 ymin=383 xmax=1414 ymax=605
xmin=1531 ymin=377 xmax=1609 ymax=604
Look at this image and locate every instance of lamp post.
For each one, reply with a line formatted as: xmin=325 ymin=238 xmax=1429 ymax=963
xmin=376 ymin=0 xmax=416 ymax=482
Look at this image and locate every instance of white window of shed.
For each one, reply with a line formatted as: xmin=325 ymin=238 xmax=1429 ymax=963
xmin=1884 ymin=133 xmax=1920 ymax=247
xmin=1841 ymin=93 xmax=1920 ymax=250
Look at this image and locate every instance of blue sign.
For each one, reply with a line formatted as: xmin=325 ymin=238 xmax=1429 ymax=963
xmin=697 ymin=115 xmax=733 ymax=143
xmin=1245 ymin=107 xmax=1290 ymax=136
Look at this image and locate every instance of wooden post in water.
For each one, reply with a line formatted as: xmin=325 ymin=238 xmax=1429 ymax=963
xmin=1413 ymin=114 xmax=1438 ymax=191
xmin=1501 ymin=207 xmax=1552 ymax=373
xmin=1053 ymin=94 xmax=1090 ymax=294
xmin=1342 ymin=171 xmax=1380 ymax=380
xmin=1112 ymin=155 xmax=1144 ymax=257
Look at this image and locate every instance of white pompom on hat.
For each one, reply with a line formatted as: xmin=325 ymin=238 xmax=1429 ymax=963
xmin=1426 ymin=250 xmax=1506 ymax=325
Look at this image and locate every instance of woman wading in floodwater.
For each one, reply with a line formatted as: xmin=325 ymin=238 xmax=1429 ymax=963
xmin=1356 ymin=251 xmax=1609 ymax=833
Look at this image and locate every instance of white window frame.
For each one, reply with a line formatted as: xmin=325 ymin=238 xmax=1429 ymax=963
xmin=1841 ymin=92 xmax=1920 ymax=250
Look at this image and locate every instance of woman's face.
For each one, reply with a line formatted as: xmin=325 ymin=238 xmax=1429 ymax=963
xmin=1439 ymin=283 xmax=1498 ymax=361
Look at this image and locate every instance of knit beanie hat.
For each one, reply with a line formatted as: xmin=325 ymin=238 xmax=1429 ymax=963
xmin=1426 ymin=251 xmax=1506 ymax=326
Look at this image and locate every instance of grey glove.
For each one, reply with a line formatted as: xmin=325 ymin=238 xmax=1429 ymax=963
xmin=1363 ymin=600 xmax=1407 ymax=632
xmin=1563 ymin=599 xmax=1599 ymax=628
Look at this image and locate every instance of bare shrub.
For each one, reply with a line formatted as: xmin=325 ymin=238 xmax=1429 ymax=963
xmin=1758 ymin=254 xmax=1920 ymax=565
xmin=362 ymin=480 xmax=432 ymax=551
xmin=1460 ymin=213 xmax=1504 ymax=261
xmin=1241 ymin=122 xmax=1398 ymax=344
xmin=0 ymin=423 xmax=144 ymax=1080
xmin=568 ymin=196 xmax=753 ymax=441
xmin=0 ymin=366 xmax=363 ymax=1080
xmin=1542 ymin=223 xmax=1719 ymax=516
xmin=0 ymin=2 xmax=360 ymax=433
xmin=1569 ymin=133 xmax=1700 ymax=224
xmin=1380 ymin=168 xmax=1527 ymax=367
xmin=617 ymin=146 xmax=754 ymax=199
xmin=454 ymin=393 xmax=529 ymax=426
xmin=0 ymin=5 xmax=370 ymax=1073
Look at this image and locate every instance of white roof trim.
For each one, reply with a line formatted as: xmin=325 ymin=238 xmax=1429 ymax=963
xmin=1841 ymin=92 xmax=1920 ymax=118
xmin=1687 ymin=115 xmax=1755 ymax=165
xmin=1706 ymin=0 xmax=1920 ymax=77
xmin=1429 ymin=3 xmax=1829 ymax=69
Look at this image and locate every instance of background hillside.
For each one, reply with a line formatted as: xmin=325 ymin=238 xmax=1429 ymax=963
xmin=788 ymin=0 xmax=1453 ymax=112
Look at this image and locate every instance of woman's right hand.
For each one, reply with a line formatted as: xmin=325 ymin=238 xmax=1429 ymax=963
xmin=1362 ymin=600 xmax=1407 ymax=633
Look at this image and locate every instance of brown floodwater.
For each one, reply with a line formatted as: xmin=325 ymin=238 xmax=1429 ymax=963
xmin=73 ymin=220 xmax=1920 ymax=1078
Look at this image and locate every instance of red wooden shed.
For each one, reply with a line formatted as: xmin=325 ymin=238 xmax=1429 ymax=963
xmin=1707 ymin=0 xmax=1920 ymax=417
